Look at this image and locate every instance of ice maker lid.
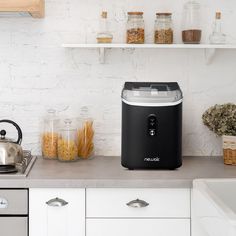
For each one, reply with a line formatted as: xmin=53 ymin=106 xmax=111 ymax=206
xmin=122 ymin=82 xmax=183 ymax=105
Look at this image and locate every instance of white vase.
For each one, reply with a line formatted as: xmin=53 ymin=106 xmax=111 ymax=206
xmin=222 ymin=135 xmax=236 ymax=165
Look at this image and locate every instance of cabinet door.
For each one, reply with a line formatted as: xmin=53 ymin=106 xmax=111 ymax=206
xmin=29 ymin=188 xmax=85 ymax=236
xmin=87 ymin=219 xmax=190 ymax=236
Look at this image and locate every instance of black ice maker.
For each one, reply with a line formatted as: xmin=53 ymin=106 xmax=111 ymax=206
xmin=121 ymin=82 xmax=183 ymax=170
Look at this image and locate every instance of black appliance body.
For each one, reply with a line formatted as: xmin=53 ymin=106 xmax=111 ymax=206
xmin=121 ymin=82 xmax=183 ymax=170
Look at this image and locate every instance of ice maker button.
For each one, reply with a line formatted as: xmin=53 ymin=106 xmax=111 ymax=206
xmin=149 ymin=130 xmax=156 ymax=136
xmin=148 ymin=116 xmax=156 ymax=123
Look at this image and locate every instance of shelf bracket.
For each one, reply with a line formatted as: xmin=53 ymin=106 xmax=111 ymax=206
xmin=205 ymin=48 xmax=216 ymax=65
xmin=99 ymin=48 xmax=105 ymax=64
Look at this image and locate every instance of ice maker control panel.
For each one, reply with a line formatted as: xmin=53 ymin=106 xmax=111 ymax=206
xmin=148 ymin=114 xmax=157 ymax=137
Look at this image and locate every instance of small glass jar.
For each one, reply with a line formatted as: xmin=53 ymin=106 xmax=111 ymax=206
xmin=182 ymin=1 xmax=202 ymax=44
xmin=77 ymin=118 xmax=94 ymax=159
xmin=42 ymin=109 xmax=59 ymax=160
xmin=58 ymin=119 xmax=78 ymax=162
xmin=154 ymin=13 xmax=173 ymax=44
xmin=97 ymin=11 xmax=113 ymax=43
xmin=126 ymin=12 xmax=145 ymax=44
xmin=209 ymin=12 xmax=226 ymax=45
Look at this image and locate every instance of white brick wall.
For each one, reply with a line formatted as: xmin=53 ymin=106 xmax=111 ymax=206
xmin=0 ymin=0 xmax=236 ymax=156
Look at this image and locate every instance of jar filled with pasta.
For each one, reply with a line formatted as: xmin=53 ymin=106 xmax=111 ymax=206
xmin=58 ymin=119 xmax=78 ymax=162
xmin=77 ymin=118 xmax=94 ymax=159
xmin=126 ymin=12 xmax=145 ymax=44
xmin=42 ymin=109 xmax=59 ymax=159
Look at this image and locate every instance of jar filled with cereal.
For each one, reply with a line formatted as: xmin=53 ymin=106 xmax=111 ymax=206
xmin=58 ymin=119 xmax=78 ymax=162
xmin=127 ymin=12 xmax=145 ymax=44
xmin=42 ymin=109 xmax=59 ymax=159
xmin=154 ymin=13 xmax=173 ymax=44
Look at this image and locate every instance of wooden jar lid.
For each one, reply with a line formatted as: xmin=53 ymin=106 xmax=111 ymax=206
xmin=128 ymin=12 xmax=144 ymax=15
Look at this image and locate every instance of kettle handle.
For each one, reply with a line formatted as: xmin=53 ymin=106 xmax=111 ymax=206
xmin=0 ymin=119 xmax=23 ymax=145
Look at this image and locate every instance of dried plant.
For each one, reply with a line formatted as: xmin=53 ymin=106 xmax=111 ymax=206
xmin=202 ymin=103 xmax=236 ymax=136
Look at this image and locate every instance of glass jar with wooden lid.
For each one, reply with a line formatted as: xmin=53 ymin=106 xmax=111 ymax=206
xmin=154 ymin=13 xmax=173 ymax=44
xmin=126 ymin=12 xmax=145 ymax=44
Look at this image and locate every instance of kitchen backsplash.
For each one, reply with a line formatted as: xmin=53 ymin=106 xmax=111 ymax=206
xmin=0 ymin=0 xmax=236 ymax=156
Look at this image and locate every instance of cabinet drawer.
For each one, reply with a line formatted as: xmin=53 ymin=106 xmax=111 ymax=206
xmin=29 ymin=188 xmax=85 ymax=236
xmin=87 ymin=219 xmax=190 ymax=236
xmin=0 ymin=189 xmax=28 ymax=215
xmin=0 ymin=217 xmax=27 ymax=236
xmin=87 ymin=188 xmax=190 ymax=218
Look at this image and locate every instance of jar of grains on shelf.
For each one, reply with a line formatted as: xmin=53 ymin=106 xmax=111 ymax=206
xmin=154 ymin=13 xmax=173 ymax=44
xmin=127 ymin=12 xmax=145 ymax=44
xmin=58 ymin=119 xmax=78 ymax=162
xmin=77 ymin=118 xmax=94 ymax=159
xmin=41 ymin=109 xmax=59 ymax=159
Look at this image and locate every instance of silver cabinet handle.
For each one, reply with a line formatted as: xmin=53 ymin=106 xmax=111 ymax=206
xmin=0 ymin=197 xmax=8 ymax=209
xmin=126 ymin=199 xmax=149 ymax=208
xmin=46 ymin=197 xmax=68 ymax=207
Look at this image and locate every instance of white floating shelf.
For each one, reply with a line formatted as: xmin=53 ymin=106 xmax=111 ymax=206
xmin=62 ymin=43 xmax=236 ymax=49
xmin=62 ymin=43 xmax=236 ymax=64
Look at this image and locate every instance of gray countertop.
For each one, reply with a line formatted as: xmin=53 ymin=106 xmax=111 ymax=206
xmin=0 ymin=156 xmax=236 ymax=188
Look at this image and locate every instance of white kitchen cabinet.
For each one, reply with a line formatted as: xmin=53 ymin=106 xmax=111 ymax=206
xmin=29 ymin=188 xmax=191 ymax=236
xmin=29 ymin=188 xmax=85 ymax=236
xmin=86 ymin=188 xmax=191 ymax=236
xmin=87 ymin=219 xmax=190 ymax=236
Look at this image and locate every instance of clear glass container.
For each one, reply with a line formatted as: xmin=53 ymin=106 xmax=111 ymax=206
xmin=182 ymin=1 xmax=202 ymax=44
xmin=154 ymin=13 xmax=173 ymax=44
xmin=126 ymin=12 xmax=145 ymax=44
xmin=42 ymin=109 xmax=59 ymax=160
xmin=209 ymin=12 xmax=226 ymax=44
xmin=97 ymin=11 xmax=113 ymax=44
xmin=77 ymin=118 xmax=94 ymax=159
xmin=58 ymin=119 xmax=78 ymax=162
